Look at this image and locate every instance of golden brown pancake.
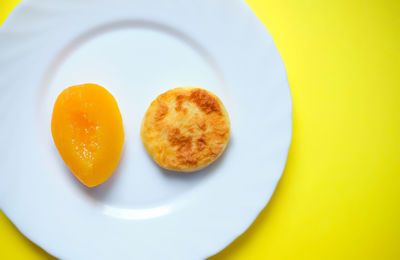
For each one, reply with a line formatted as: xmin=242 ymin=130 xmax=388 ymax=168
xmin=141 ymin=87 xmax=230 ymax=172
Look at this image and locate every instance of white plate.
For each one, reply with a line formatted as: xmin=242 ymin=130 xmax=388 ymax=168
xmin=0 ymin=0 xmax=292 ymax=259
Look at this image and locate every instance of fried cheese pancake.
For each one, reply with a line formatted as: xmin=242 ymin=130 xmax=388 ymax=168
xmin=141 ymin=87 xmax=230 ymax=172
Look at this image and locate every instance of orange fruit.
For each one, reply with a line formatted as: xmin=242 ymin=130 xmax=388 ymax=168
xmin=51 ymin=83 xmax=124 ymax=187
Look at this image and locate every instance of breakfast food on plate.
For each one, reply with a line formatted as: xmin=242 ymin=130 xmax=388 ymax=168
xmin=141 ymin=86 xmax=230 ymax=172
xmin=51 ymin=83 xmax=124 ymax=187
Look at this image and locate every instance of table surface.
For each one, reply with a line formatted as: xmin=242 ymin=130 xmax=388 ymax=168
xmin=1 ymin=0 xmax=399 ymax=259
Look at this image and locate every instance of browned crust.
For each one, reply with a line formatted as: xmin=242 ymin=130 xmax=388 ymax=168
xmin=189 ymin=88 xmax=222 ymax=114
xmin=141 ymin=87 xmax=230 ymax=172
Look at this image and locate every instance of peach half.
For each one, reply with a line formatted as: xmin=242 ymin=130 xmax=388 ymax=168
xmin=51 ymin=83 xmax=124 ymax=187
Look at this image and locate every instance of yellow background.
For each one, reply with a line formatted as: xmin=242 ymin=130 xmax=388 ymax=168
xmin=1 ymin=0 xmax=399 ymax=259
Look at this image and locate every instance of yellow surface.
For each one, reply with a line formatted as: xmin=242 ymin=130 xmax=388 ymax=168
xmin=1 ymin=0 xmax=399 ymax=259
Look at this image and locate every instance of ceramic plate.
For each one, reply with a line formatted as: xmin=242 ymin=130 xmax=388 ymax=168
xmin=0 ymin=0 xmax=292 ymax=259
